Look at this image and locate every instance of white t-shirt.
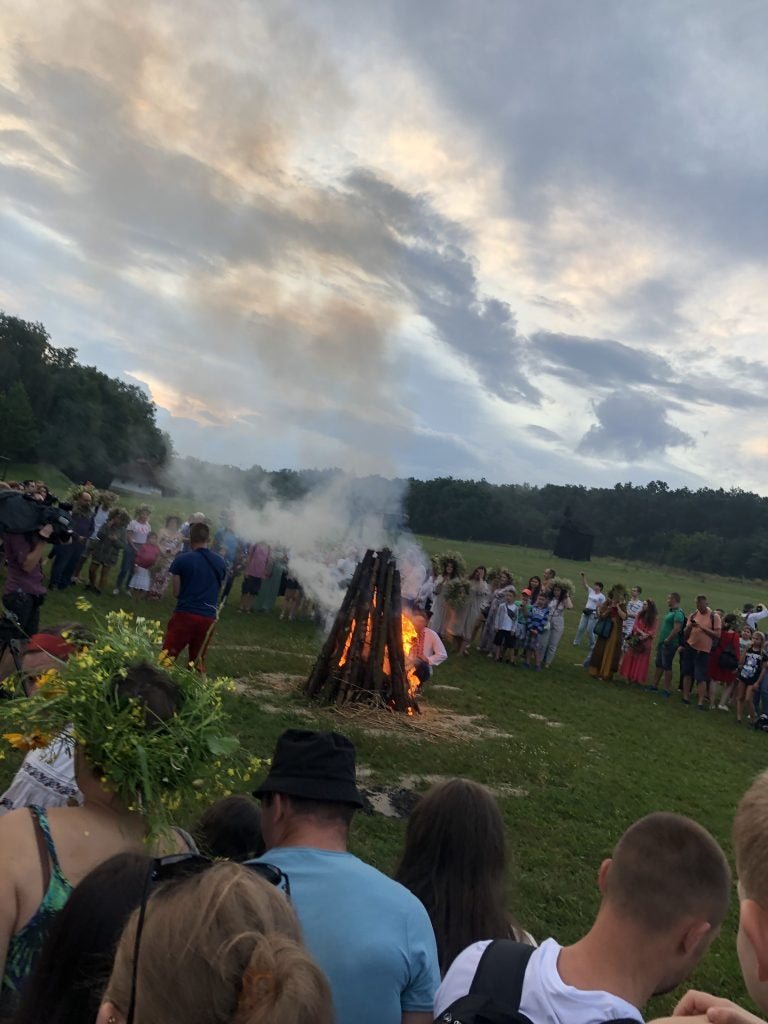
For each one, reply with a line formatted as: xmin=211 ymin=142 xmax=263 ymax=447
xmin=746 ymin=608 xmax=768 ymax=630
xmin=127 ymin=519 xmax=152 ymax=547
xmin=585 ymin=589 xmax=606 ymax=613
xmin=434 ymin=938 xmax=643 ymax=1024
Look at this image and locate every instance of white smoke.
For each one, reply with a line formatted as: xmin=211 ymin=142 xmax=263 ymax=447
xmin=230 ymin=473 xmax=428 ymax=622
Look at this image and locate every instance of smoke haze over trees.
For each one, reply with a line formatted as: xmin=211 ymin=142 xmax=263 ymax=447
xmin=167 ymin=457 xmax=768 ymax=580
xmin=0 ymin=312 xmax=169 ymax=485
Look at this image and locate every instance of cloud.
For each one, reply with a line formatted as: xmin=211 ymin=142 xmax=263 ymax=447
xmin=0 ymin=0 xmax=766 ymax=493
xmin=533 ymin=331 xmax=768 ymax=411
xmin=577 ymin=389 xmax=693 ymax=459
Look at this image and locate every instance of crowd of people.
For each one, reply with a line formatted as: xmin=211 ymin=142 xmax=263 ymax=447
xmin=417 ymin=556 xmax=768 ymax=726
xmin=0 ymin=618 xmax=766 ymax=1024
xmin=4 ymin=482 xmax=768 ymax=1023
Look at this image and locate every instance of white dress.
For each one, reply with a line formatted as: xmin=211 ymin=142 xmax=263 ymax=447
xmin=0 ymin=732 xmax=82 ymax=815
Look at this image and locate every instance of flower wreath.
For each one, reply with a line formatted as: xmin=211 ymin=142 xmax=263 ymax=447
xmin=1 ymin=606 xmax=264 ymax=837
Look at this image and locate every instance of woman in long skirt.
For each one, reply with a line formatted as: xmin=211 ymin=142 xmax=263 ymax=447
xmin=619 ymin=600 xmax=658 ymax=684
xmin=453 ymin=568 xmax=491 ymax=655
xmin=430 ymin=560 xmax=460 ymax=637
xmin=589 ymin=589 xmax=627 ymax=681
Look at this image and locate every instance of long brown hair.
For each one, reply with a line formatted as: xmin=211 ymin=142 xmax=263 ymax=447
xmin=103 ymin=862 xmax=333 ymax=1024
xmin=394 ymin=779 xmax=518 ymax=975
xmin=641 ymin=599 xmax=658 ymax=629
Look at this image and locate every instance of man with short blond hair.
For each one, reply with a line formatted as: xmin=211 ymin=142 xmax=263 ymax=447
xmin=674 ymin=771 xmax=768 ymax=1024
xmin=436 ymin=812 xmax=730 ymax=1024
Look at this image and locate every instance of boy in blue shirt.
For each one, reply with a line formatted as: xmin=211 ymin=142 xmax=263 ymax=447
xmin=525 ymin=594 xmax=550 ymax=670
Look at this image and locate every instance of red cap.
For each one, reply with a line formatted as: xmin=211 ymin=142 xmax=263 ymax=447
xmin=522 ymin=588 xmax=533 ymax=597
xmin=26 ymin=633 xmax=76 ymax=661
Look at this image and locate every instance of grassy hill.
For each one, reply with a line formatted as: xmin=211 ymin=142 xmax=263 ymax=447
xmin=1 ymin=497 xmax=764 ymax=1012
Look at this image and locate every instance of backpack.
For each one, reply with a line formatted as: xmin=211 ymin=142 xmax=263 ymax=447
xmin=436 ymin=940 xmax=638 ymax=1024
xmin=718 ymin=647 xmax=739 ymax=671
xmin=436 ymin=940 xmax=535 ymax=1024
xmin=593 ymin=615 xmax=613 ymax=640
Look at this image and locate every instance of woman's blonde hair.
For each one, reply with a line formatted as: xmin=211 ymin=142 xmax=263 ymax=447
xmin=104 ymin=862 xmax=333 ymax=1024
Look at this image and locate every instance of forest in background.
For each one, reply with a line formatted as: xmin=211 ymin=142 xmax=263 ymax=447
xmin=0 ymin=313 xmax=169 ymax=485
xmin=3 ymin=312 xmax=766 ymax=579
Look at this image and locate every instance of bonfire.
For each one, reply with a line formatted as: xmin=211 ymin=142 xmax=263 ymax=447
xmin=305 ymin=548 xmax=420 ymax=714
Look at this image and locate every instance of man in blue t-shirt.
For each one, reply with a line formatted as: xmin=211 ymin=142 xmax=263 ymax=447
xmin=254 ymin=729 xmax=439 ymax=1024
xmin=162 ymin=522 xmax=226 ymax=673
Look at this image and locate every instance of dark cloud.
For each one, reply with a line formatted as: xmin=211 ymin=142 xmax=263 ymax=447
xmin=347 ymin=170 xmax=541 ymax=403
xmin=527 ymin=425 xmax=562 ymax=443
xmin=532 ymin=331 xmax=768 ymax=411
xmin=378 ymin=0 xmax=768 ymax=261
xmin=577 ymin=389 xmax=693 ymax=459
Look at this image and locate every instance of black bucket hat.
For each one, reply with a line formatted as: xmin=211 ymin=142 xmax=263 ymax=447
xmin=253 ymin=729 xmax=364 ymax=808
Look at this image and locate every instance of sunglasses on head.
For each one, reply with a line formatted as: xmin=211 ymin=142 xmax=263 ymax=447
xmin=126 ymin=854 xmax=290 ymax=1024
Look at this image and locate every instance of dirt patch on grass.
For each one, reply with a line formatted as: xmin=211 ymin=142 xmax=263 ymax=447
xmin=234 ymin=673 xmax=306 ymax=697
xmin=233 ymin=674 xmax=512 ymax=744
xmin=219 ymin=644 xmax=314 ymax=660
xmin=332 ymin=702 xmax=513 ymax=743
xmin=361 ymin=774 xmax=528 ymax=817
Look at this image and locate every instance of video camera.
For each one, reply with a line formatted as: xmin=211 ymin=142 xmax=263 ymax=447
xmin=0 ymin=491 xmax=73 ymax=544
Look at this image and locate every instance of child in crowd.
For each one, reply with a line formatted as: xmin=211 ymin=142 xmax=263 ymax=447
xmin=85 ymin=508 xmax=130 ymax=595
xmin=128 ymin=531 xmax=161 ymax=599
xmin=741 ymin=626 xmax=754 ymax=655
xmin=525 ymin=593 xmax=550 ymax=670
xmin=509 ymin=589 xmax=531 ymax=666
xmin=491 ymin=591 xmax=516 ymax=663
xmin=736 ymin=631 xmax=767 ymax=726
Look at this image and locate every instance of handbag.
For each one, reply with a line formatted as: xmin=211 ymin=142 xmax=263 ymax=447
xmin=594 ymin=615 xmax=613 ymax=640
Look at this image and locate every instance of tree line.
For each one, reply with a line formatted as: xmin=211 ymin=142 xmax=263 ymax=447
xmin=0 ymin=312 xmax=169 ymax=486
xmin=4 ymin=311 xmax=765 ymax=578
xmin=406 ymin=477 xmax=768 ymax=579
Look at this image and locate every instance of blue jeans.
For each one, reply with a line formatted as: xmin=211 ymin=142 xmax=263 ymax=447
xmin=49 ymin=541 xmax=85 ymax=589
xmin=573 ymin=611 xmax=594 ymax=646
xmin=116 ymin=543 xmax=136 ymax=589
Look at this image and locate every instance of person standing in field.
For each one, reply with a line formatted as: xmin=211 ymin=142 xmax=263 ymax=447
xmin=650 ymin=593 xmax=686 ymax=697
xmin=619 ymin=599 xmax=658 ymax=685
xmin=572 ymin=574 xmax=606 ymax=652
xmin=239 ymin=540 xmax=272 ymax=614
xmin=163 ymin=522 xmax=226 ymax=673
xmin=735 ymin=632 xmax=768 ymax=726
xmin=710 ymin=613 xmax=741 ymax=711
xmin=542 ymin=583 xmax=573 ymax=668
xmin=681 ymin=596 xmax=721 ymax=711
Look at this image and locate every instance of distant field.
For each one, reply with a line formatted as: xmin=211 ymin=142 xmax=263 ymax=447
xmin=417 ymin=535 xmax=768 ymax=616
xmin=3 ymin=471 xmax=766 ymax=1013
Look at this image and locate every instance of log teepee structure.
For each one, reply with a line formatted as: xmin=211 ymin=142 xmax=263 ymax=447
xmin=304 ymin=548 xmax=419 ymax=713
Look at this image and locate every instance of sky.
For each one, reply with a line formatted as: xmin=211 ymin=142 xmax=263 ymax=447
xmin=1 ymin=0 xmax=767 ymax=491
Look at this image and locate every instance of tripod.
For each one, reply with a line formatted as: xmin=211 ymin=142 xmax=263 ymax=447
xmin=0 ymin=612 xmax=26 ymax=698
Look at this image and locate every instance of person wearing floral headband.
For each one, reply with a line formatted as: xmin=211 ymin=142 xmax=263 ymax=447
xmin=0 ymin=610 xmax=250 ymax=1013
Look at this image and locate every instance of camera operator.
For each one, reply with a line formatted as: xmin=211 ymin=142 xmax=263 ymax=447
xmin=2 ymin=521 xmax=53 ymax=636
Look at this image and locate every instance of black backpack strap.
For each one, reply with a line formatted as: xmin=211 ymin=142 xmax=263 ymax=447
xmin=470 ymin=940 xmax=535 ymax=1010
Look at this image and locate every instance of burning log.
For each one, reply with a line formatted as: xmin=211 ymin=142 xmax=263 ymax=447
xmin=304 ymin=548 xmax=420 ymax=714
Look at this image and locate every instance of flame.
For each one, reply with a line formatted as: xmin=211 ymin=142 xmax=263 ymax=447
xmin=401 ymin=614 xmax=420 ymax=715
xmin=338 ymin=610 xmax=421 ymax=714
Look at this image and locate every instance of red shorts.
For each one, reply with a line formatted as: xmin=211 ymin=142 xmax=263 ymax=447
xmin=163 ymin=611 xmax=216 ymax=672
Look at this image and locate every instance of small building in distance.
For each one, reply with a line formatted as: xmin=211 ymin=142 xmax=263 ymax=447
xmin=109 ymin=459 xmax=168 ymax=498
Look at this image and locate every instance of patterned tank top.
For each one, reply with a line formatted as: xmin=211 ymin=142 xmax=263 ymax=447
xmin=1 ymin=806 xmax=74 ymax=995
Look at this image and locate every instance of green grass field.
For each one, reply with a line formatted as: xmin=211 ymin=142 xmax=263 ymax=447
xmin=2 ymin=525 xmax=767 ymax=1013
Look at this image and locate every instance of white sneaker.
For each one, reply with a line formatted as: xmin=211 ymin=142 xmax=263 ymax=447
xmin=718 ymin=704 xmax=729 ymax=711
xmin=112 ymin=587 xmax=120 ymax=596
